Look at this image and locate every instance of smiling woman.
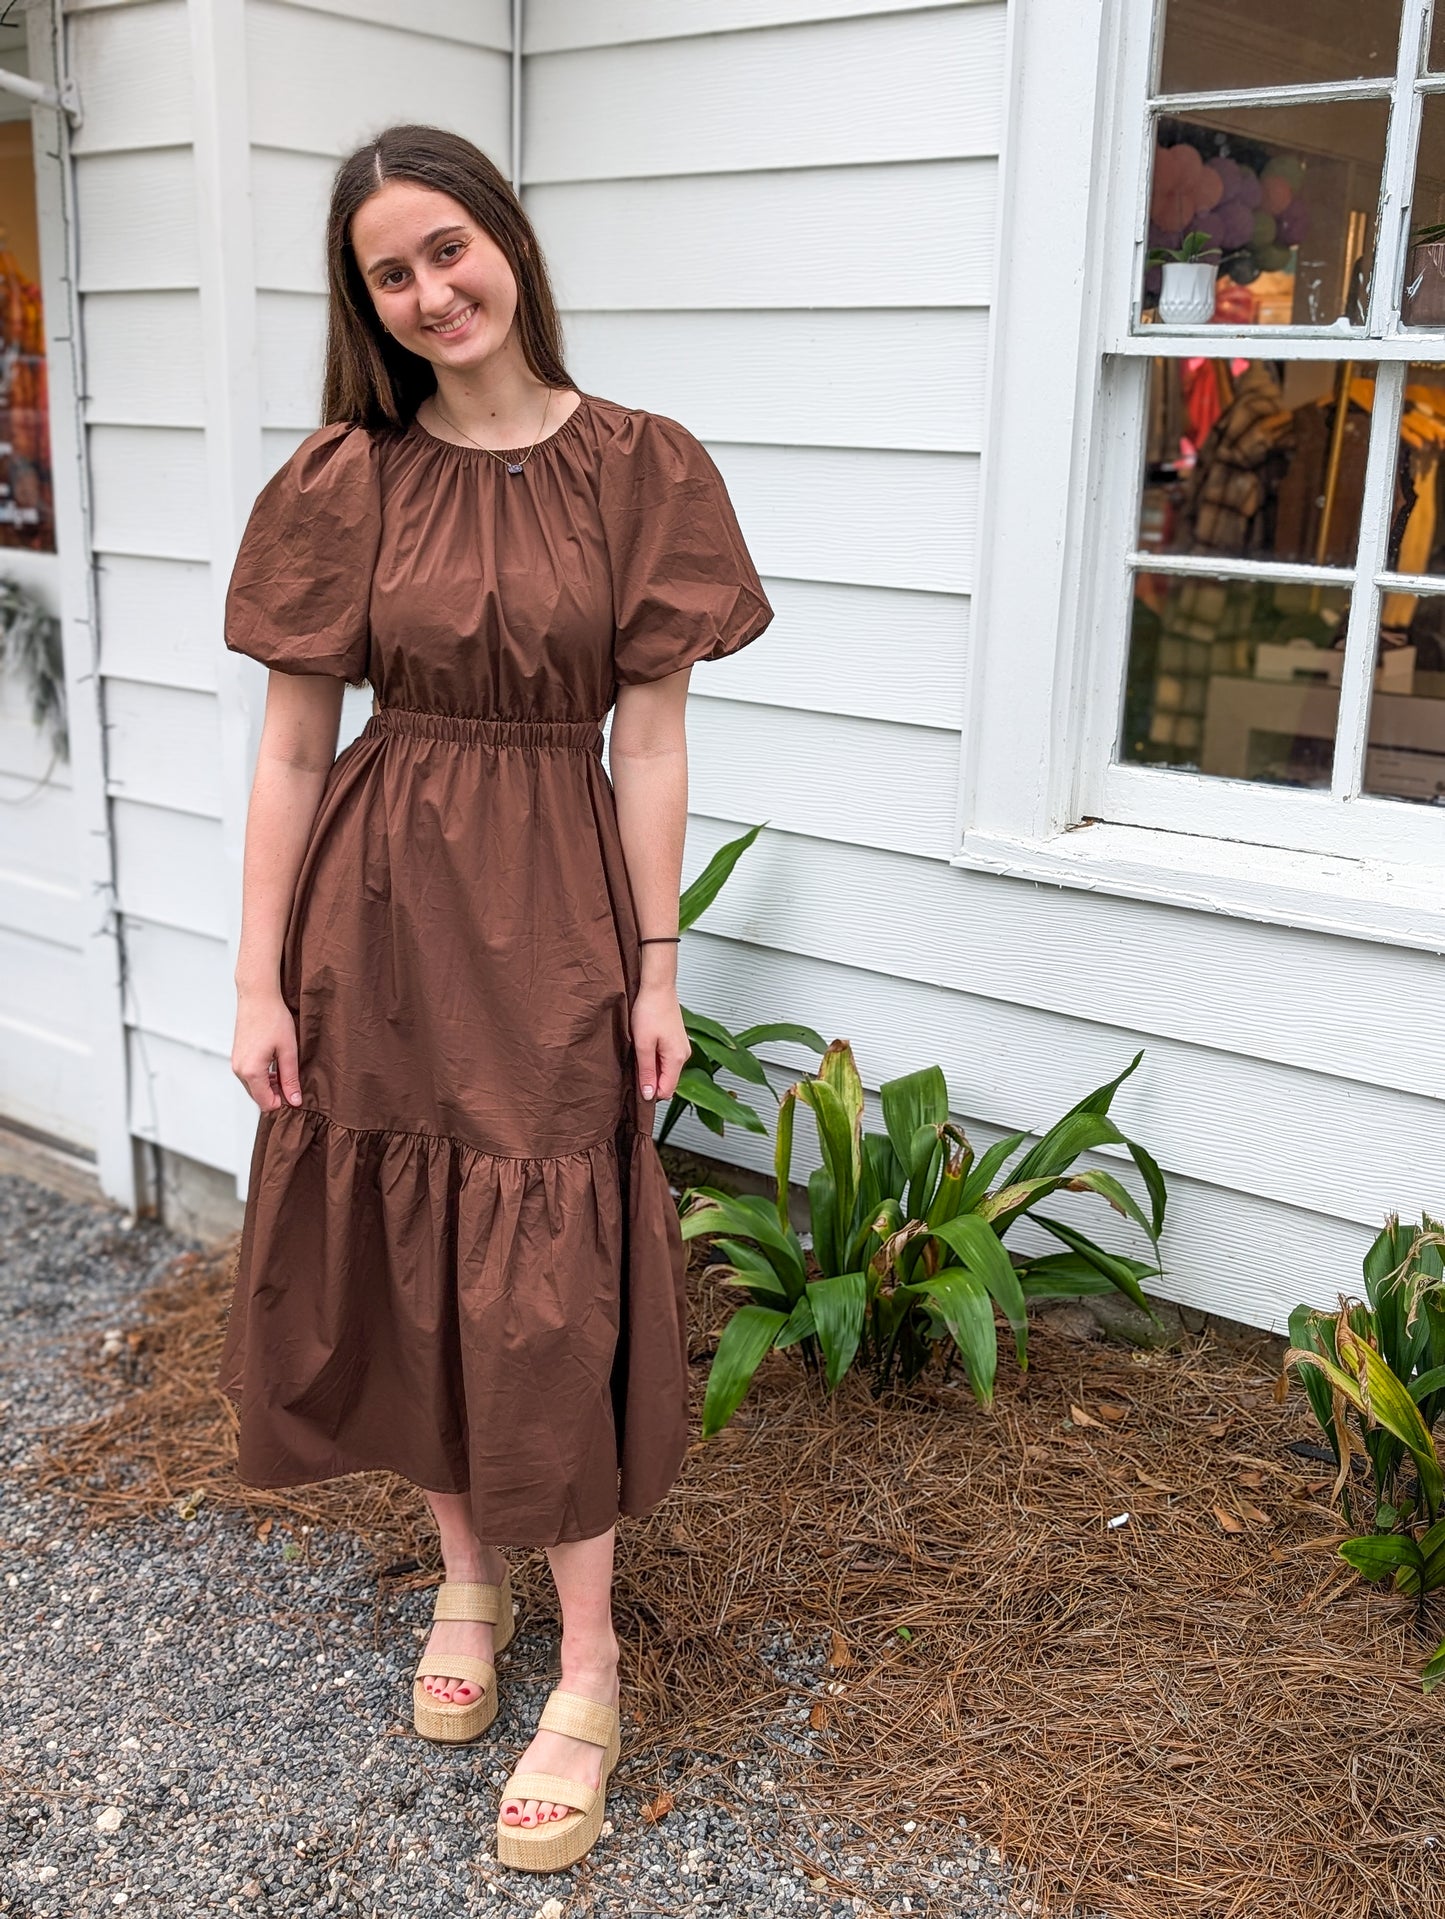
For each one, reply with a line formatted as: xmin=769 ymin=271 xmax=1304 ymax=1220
xmin=215 ymin=124 xmax=773 ymax=1869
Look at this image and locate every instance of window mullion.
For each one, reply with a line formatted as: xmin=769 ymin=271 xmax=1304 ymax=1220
xmin=1332 ymin=361 xmax=1406 ymax=800
xmin=1369 ymin=0 xmax=1432 ymax=335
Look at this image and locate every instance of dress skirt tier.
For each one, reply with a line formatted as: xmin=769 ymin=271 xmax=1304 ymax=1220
xmin=214 ymin=393 xmax=773 ymax=1545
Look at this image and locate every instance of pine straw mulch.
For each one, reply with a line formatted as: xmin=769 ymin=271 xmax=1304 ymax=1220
xmin=24 ymin=1235 xmax=1445 ymax=1919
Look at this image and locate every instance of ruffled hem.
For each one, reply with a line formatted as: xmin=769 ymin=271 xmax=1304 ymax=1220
xmin=216 ymin=1097 xmax=688 ymax=1547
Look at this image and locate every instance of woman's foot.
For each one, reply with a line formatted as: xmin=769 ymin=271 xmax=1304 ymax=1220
xmin=419 ymin=1543 xmax=508 ymax=1705
xmin=499 ymin=1637 xmax=619 ymax=1827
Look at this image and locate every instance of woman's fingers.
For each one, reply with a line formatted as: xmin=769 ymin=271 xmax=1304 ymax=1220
xmin=272 ymin=1024 xmax=303 ymax=1107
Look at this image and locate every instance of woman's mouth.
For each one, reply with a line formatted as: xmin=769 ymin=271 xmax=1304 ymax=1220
xmin=425 ymin=305 xmax=478 ymax=338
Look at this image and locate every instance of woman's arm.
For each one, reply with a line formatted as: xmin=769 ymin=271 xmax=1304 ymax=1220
xmin=230 ymin=673 xmax=346 ymax=1112
xmin=609 ymin=670 xmax=693 ymax=1107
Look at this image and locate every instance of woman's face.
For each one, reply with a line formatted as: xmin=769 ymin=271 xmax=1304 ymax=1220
xmin=350 ymin=180 xmax=521 ymax=374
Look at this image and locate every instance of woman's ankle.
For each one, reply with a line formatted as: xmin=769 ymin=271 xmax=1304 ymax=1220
xmin=558 ymin=1631 xmax=619 ymax=1692
xmin=440 ymin=1539 xmax=507 ymax=1585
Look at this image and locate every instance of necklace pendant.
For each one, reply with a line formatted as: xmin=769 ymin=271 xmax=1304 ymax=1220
xmin=506 ymin=460 xmax=524 ymax=475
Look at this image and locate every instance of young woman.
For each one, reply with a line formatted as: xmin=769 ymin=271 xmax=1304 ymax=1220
xmin=216 ymin=122 xmax=772 ymax=1873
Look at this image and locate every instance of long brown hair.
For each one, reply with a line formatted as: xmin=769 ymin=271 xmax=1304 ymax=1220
xmin=321 ymin=124 xmax=575 ymax=431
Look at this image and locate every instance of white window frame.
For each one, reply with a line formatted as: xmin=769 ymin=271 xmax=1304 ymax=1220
xmin=956 ymin=0 xmax=1445 ymax=953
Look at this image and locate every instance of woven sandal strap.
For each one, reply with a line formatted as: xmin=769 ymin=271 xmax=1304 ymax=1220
xmin=413 ymin=1651 xmax=495 ymax=1688
xmin=432 ymin=1579 xmax=506 ymax=1624
xmin=499 ymin=1770 xmax=598 ymax=1816
xmin=537 ymin=1688 xmax=618 ymax=1748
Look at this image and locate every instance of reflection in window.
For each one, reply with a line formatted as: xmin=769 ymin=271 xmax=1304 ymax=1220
xmin=1403 ymin=101 xmax=1445 ymax=325
xmin=1143 ymin=105 xmax=1385 ymax=327
xmin=1364 ymin=603 xmax=1445 ymax=804
xmin=1121 ymin=576 xmax=1350 ymax=787
xmin=1139 ymin=358 xmax=1374 ymax=566
xmin=1158 ymin=0 xmax=1400 ymax=94
xmin=1385 ymin=368 xmax=1445 ymax=574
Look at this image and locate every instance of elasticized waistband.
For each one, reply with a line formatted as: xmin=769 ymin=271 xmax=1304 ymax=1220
xmin=363 ymin=707 xmax=605 ymax=754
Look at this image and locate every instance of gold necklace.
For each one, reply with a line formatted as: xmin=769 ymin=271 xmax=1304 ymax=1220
xmin=430 ymin=389 xmax=555 ymax=476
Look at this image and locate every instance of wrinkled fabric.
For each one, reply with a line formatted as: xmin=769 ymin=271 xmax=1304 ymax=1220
xmin=215 ymin=393 xmax=773 ymax=1545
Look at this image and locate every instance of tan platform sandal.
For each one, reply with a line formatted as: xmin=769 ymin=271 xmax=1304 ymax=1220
xmin=494 ymin=1686 xmax=621 ymax=1872
xmin=411 ymin=1571 xmax=516 ymax=1745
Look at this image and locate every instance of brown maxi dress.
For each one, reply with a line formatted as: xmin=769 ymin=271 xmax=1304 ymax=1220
xmin=215 ymin=391 xmax=774 ymax=1546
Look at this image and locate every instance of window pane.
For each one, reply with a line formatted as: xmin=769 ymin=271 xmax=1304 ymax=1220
xmin=1402 ymin=102 xmax=1445 ymax=325
xmin=1139 ymin=358 xmax=1371 ymax=566
xmin=1363 ymin=602 xmax=1445 ymax=803
xmin=1159 ymin=0 xmax=1400 ymax=94
xmin=1144 ymin=106 xmax=1386 ymax=327
xmin=1431 ymin=8 xmax=1445 ymax=72
xmin=1385 ymin=366 xmax=1445 ymax=573
xmin=1122 ymin=574 xmax=1350 ymax=786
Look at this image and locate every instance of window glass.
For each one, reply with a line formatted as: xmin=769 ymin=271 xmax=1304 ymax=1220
xmin=1402 ymin=100 xmax=1445 ymax=325
xmin=1431 ymin=7 xmax=1445 ymax=73
xmin=0 ymin=112 xmax=53 ymax=552
xmin=1363 ymin=601 xmax=1445 ymax=803
xmin=1385 ymin=366 xmax=1445 ymax=574
xmin=1158 ymin=0 xmax=1400 ymax=93
xmin=1138 ymin=357 xmax=1371 ymax=567
xmin=1121 ymin=575 xmax=1350 ymax=786
xmin=1143 ymin=105 xmax=1386 ymax=327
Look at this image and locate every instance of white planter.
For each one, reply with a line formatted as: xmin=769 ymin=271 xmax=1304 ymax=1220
xmin=1158 ymin=259 xmax=1218 ymax=324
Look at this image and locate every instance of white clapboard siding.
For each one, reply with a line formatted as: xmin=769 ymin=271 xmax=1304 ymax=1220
xmin=0 ymin=692 xmax=71 ymax=789
xmin=96 ymin=556 xmax=217 ymax=690
xmin=126 ymin=1025 xmax=238 ymax=1171
xmin=565 ymin=310 xmax=990 ymax=452
xmin=2 ymin=923 xmax=93 ymax=1048
xmin=67 ymin=0 xmax=193 ymax=155
xmin=666 ymin=1101 xmax=1374 ymax=1335
xmin=680 ymin=578 xmax=969 ymax=729
xmin=0 ymin=1006 xmax=95 ymax=1149
xmin=104 ymin=681 xmax=225 ymax=819
xmin=710 ymin=444 xmax=977 ymax=594
xmin=528 ymin=162 xmax=997 ymax=310
xmin=258 ymin=0 xmax=511 ymax=44
xmin=680 ymin=817 xmax=1445 ymax=1100
xmin=526 ymin=0 xmax=977 ymax=52
xmin=524 ymin=6 xmax=1005 ymax=182
xmin=251 ymin=148 xmax=341 ymax=294
xmin=122 ymin=917 xmax=234 ymax=1056
xmin=111 ymin=801 xmax=230 ymax=939
xmin=0 ymin=872 xmax=84 ymax=951
xmin=83 ymin=291 xmax=206 ymax=426
xmin=682 ymin=699 xmax=962 ymax=859
xmin=88 ymin=426 xmax=211 ymax=562
xmin=74 ymin=147 xmax=199 ymax=291
xmin=257 ymin=290 xmax=327 ymax=427
xmin=245 ymin=0 xmax=511 ymax=157
xmin=677 ymin=930 xmax=1443 ymax=1232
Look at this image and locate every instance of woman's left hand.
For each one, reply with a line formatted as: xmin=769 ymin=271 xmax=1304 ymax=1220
xmin=630 ymin=981 xmax=690 ymax=1105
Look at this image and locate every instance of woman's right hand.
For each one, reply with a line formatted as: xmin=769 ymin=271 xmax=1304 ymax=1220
xmin=232 ymin=987 xmax=304 ymax=1111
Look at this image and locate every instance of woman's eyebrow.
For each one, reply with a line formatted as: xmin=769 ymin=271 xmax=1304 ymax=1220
xmin=363 ymin=225 xmax=469 ymax=275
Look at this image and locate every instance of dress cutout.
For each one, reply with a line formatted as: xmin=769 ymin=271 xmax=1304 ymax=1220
xmin=215 ymin=392 xmax=773 ymax=1545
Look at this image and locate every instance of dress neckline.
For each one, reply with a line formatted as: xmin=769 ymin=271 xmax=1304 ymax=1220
xmin=406 ymin=390 xmax=593 ymax=464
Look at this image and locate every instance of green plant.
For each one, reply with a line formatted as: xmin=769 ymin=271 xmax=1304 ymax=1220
xmin=1285 ymin=1216 xmax=1445 ymax=1692
xmin=1411 ymin=220 xmax=1445 ymax=247
xmin=659 ymin=821 xmax=827 ymax=1145
xmin=1147 ymin=228 xmax=1222 ymax=267
xmin=682 ymin=1042 xmax=1166 ymax=1437
xmin=0 ymin=575 xmax=66 ymax=763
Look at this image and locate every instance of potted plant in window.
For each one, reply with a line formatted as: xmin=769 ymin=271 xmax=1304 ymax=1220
xmin=1148 ymin=229 xmax=1222 ymax=324
xmin=1402 ymin=220 xmax=1445 ymax=327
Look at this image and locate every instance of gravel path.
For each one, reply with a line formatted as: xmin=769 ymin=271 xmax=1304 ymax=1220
xmin=0 ymin=1167 xmax=1021 ymax=1919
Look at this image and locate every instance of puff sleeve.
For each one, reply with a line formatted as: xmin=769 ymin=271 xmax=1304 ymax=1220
xmin=600 ymin=409 xmax=774 ymax=685
xmin=223 ymin=422 xmax=382 ymax=684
